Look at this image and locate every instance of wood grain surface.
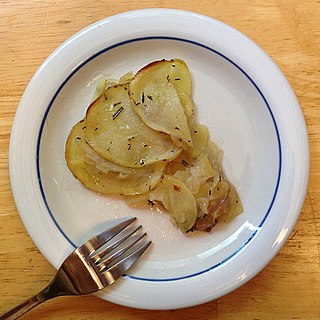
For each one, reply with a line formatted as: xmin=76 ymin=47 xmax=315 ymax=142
xmin=0 ymin=1 xmax=319 ymax=319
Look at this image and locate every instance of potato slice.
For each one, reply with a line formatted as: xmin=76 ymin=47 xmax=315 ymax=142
xmin=170 ymin=59 xmax=194 ymax=125
xmin=178 ymin=92 xmax=195 ymax=126
xmin=65 ymin=120 xmax=166 ymax=195
xmin=193 ymin=178 xmax=242 ymax=231
xmin=65 ymin=58 xmax=243 ymax=234
xmin=86 ymin=84 xmax=181 ymax=168
xmin=164 ymin=124 xmax=208 ymax=175
xmin=190 ymin=124 xmax=209 ymax=157
xmin=149 ymin=175 xmax=197 ymax=232
xmin=93 ymin=72 xmax=134 ymax=100
xmin=169 ymin=58 xmax=192 ymax=97
xmin=174 ymin=151 xmax=215 ymax=194
xmin=129 ymin=59 xmax=193 ymax=149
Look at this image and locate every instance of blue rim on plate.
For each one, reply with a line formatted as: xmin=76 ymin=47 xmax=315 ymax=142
xmin=36 ymin=36 xmax=282 ymax=282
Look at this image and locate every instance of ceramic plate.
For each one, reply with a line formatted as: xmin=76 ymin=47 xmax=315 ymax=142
xmin=9 ymin=9 xmax=309 ymax=309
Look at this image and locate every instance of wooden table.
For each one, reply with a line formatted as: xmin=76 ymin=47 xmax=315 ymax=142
xmin=1 ymin=1 xmax=319 ymax=319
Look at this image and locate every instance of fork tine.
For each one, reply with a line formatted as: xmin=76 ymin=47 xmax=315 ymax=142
xmin=80 ymin=217 xmax=136 ymax=253
xmin=99 ymin=240 xmax=152 ymax=285
xmin=90 ymin=224 xmax=142 ymax=262
xmin=96 ymin=232 xmax=147 ymax=272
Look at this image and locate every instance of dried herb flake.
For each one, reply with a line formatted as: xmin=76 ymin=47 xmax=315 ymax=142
xmin=148 ymin=199 xmax=155 ymax=206
xmin=181 ymin=159 xmax=189 ymax=166
xmin=112 ymin=106 xmax=124 ymax=120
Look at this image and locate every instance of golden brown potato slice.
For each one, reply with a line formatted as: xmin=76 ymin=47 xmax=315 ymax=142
xmin=65 ymin=120 xmax=166 ymax=195
xmin=129 ymin=59 xmax=193 ymax=149
xmin=86 ymin=84 xmax=181 ymax=168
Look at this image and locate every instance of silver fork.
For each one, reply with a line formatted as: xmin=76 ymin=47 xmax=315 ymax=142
xmin=0 ymin=217 xmax=151 ymax=320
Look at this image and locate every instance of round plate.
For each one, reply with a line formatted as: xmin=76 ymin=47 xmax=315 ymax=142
xmin=9 ymin=9 xmax=309 ymax=310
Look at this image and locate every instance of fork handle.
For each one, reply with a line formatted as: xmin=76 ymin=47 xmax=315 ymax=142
xmin=0 ymin=285 xmax=53 ymax=320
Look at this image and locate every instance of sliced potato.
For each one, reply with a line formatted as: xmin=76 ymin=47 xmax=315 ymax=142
xmin=93 ymin=72 xmax=134 ymax=105
xmin=217 ymin=184 xmax=243 ymax=222
xmin=66 ymin=120 xmax=165 ymax=195
xmin=170 ymin=59 xmax=194 ymax=125
xmin=129 ymin=59 xmax=193 ymax=149
xmin=171 ymin=59 xmax=194 ymax=125
xmin=149 ymin=175 xmax=197 ymax=232
xmin=169 ymin=58 xmax=192 ymax=97
xmin=174 ymin=151 xmax=215 ymax=194
xmin=93 ymin=79 xmax=108 ymax=100
xmin=164 ymin=124 xmax=208 ymax=175
xmin=164 ymin=149 xmax=194 ymax=176
xmin=123 ymin=192 xmax=152 ymax=207
xmin=192 ymin=143 xmax=243 ymax=231
xmin=65 ymin=58 xmax=243 ymax=234
xmin=119 ymin=71 xmax=134 ymax=84
xmin=86 ymin=84 xmax=181 ymax=168
xmin=193 ymin=178 xmax=242 ymax=231
xmin=178 ymin=92 xmax=195 ymax=126
xmin=190 ymin=124 xmax=209 ymax=158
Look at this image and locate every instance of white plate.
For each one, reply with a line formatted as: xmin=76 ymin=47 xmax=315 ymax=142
xmin=10 ymin=9 xmax=309 ymax=309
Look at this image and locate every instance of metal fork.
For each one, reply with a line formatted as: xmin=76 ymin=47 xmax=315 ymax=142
xmin=0 ymin=217 xmax=151 ymax=320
